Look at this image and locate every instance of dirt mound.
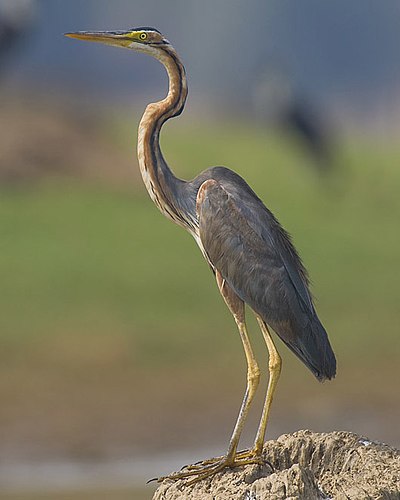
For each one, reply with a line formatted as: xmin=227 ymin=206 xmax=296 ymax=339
xmin=0 ymin=94 xmax=139 ymax=186
xmin=153 ymin=430 xmax=400 ymax=499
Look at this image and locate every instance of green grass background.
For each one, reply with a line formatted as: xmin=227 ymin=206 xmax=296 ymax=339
xmin=2 ymin=121 xmax=399 ymax=361
xmin=1 ymin=118 xmax=399 ymax=499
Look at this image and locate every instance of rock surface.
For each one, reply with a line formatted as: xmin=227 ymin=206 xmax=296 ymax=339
xmin=153 ymin=430 xmax=400 ymax=500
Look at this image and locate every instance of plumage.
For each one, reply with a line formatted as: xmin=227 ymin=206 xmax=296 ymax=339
xmin=195 ymin=167 xmax=336 ymax=381
xmin=66 ymin=27 xmax=336 ymax=483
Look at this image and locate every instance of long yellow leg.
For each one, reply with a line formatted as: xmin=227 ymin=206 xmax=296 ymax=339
xmin=158 ymin=272 xmax=263 ymax=483
xmin=216 ymin=272 xmax=261 ymax=461
xmin=252 ymin=316 xmax=282 ymax=455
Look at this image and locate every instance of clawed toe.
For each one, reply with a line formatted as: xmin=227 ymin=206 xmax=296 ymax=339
xmin=158 ymin=453 xmax=266 ymax=485
xmin=184 ymin=454 xmax=225 ymax=470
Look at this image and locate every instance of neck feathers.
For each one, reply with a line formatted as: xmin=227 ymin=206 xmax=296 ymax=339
xmin=137 ymin=45 xmax=189 ymax=228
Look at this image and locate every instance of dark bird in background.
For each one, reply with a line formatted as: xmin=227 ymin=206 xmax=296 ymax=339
xmin=66 ymin=28 xmax=336 ymax=483
xmin=253 ymin=70 xmax=334 ymax=172
xmin=0 ymin=0 xmax=36 ymax=75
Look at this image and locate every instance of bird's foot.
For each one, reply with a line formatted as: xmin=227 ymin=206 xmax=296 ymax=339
xmin=185 ymin=447 xmax=262 ymax=468
xmin=157 ymin=452 xmax=265 ymax=486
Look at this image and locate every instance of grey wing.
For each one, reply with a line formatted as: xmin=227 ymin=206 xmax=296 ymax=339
xmin=196 ymin=178 xmax=336 ymax=381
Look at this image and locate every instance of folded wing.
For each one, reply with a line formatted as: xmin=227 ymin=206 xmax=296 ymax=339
xmin=196 ymin=175 xmax=336 ymax=381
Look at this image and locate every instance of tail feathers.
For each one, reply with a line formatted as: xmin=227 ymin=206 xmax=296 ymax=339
xmin=280 ymin=317 xmax=336 ymax=382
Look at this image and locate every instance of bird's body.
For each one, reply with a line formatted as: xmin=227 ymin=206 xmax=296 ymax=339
xmin=194 ymin=167 xmax=335 ymax=380
xmin=66 ymin=27 xmax=336 ymax=483
xmin=253 ymin=70 xmax=333 ymax=172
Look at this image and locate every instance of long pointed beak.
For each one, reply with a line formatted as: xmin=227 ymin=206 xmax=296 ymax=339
xmin=65 ymin=31 xmax=132 ymax=47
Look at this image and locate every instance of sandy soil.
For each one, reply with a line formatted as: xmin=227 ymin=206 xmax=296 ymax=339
xmin=154 ymin=430 xmax=400 ymax=499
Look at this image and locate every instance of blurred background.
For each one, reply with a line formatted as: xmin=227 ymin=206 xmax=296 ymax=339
xmin=1 ymin=1 xmax=400 ymax=499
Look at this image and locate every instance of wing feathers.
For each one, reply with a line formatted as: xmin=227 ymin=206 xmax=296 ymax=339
xmin=196 ymin=176 xmax=336 ymax=381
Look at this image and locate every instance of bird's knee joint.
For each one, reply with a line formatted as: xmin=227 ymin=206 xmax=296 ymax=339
xmin=269 ymin=355 xmax=282 ymax=374
xmin=248 ymin=365 xmax=261 ymax=386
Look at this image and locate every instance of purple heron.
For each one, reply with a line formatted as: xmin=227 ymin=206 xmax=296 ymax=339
xmin=65 ymin=28 xmax=336 ymax=484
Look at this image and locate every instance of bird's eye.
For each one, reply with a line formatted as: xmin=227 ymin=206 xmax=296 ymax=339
xmin=139 ymin=33 xmax=147 ymax=40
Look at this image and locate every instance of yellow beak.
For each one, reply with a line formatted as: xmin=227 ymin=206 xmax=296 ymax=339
xmin=65 ymin=31 xmax=133 ymax=48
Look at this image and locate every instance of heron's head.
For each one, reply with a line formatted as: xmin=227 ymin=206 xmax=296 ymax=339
xmin=65 ymin=27 xmax=170 ymax=54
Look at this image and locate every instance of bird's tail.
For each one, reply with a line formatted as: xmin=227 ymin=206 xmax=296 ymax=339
xmin=278 ymin=316 xmax=336 ymax=382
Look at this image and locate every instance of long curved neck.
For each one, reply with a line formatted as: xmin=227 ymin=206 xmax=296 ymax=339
xmin=137 ymin=45 xmax=190 ymax=229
